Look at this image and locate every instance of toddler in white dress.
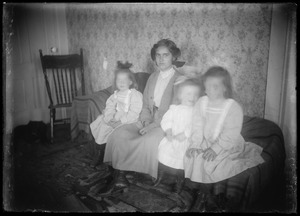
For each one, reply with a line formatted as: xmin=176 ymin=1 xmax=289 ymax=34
xmin=153 ymin=78 xmax=201 ymax=194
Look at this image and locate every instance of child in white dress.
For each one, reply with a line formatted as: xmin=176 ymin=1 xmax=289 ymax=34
xmin=153 ymin=78 xmax=201 ymax=194
xmin=90 ymin=62 xmax=143 ymax=166
xmin=184 ymin=66 xmax=265 ymax=210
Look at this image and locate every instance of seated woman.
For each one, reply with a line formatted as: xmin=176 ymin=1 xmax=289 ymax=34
xmin=184 ymin=66 xmax=265 ymax=211
xmin=99 ymin=39 xmax=182 ymax=194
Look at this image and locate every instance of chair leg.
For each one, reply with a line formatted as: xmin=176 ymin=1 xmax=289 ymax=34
xmin=53 ymin=109 xmax=56 ymax=122
xmin=50 ymin=109 xmax=54 ymax=144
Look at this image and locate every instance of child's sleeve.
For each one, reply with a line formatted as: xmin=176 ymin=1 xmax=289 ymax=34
xmin=189 ymin=99 xmax=204 ymax=149
xmin=120 ymin=91 xmax=143 ymax=124
xmin=160 ymin=105 xmax=175 ymax=132
xmin=210 ymin=102 xmax=243 ymax=155
xmin=103 ymin=95 xmax=117 ymax=123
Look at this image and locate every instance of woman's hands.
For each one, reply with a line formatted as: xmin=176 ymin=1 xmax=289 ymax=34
xmin=185 ymin=147 xmax=217 ymax=161
xmin=139 ymin=124 xmax=154 ymax=135
xmin=202 ymin=148 xmax=217 ymax=162
xmin=174 ymin=132 xmax=187 ymax=142
xmin=143 ymin=121 xmax=150 ymax=127
xmin=186 ymin=148 xmax=202 ymax=158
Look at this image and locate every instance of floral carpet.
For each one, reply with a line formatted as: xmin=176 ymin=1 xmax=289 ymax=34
xmin=12 ymin=125 xmax=190 ymax=212
xmin=12 ymin=123 xmax=291 ymax=212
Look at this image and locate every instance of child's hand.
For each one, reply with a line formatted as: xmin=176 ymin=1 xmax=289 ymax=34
xmin=202 ymin=148 xmax=217 ymax=162
xmin=107 ymin=120 xmax=115 ymax=127
xmin=142 ymin=121 xmax=150 ymax=127
xmin=114 ymin=110 xmax=125 ymax=121
xmin=165 ymin=129 xmax=173 ymax=142
xmin=174 ymin=132 xmax=187 ymax=142
xmin=136 ymin=121 xmax=144 ymax=129
xmin=186 ymin=148 xmax=201 ymax=158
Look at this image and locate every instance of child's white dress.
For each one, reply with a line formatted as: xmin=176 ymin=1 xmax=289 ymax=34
xmin=158 ymin=104 xmax=194 ymax=170
xmin=184 ymin=96 xmax=265 ymax=183
xmin=90 ymin=89 xmax=143 ymax=145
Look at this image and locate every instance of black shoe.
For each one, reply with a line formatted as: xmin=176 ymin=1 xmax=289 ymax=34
xmin=114 ymin=170 xmax=130 ymax=188
xmin=190 ymin=192 xmax=207 ymax=212
xmin=151 ymin=170 xmax=164 ymax=187
xmin=97 ymin=181 xmax=128 ymax=197
xmin=174 ymin=176 xmax=185 ymax=194
xmin=97 ymin=170 xmax=128 ymax=197
xmin=179 ymin=185 xmax=197 ymax=211
xmin=90 ymin=152 xmax=101 ymax=168
xmin=215 ymin=193 xmax=227 ymax=211
xmin=90 ymin=144 xmax=106 ymax=168
xmin=205 ymin=193 xmax=219 ymax=212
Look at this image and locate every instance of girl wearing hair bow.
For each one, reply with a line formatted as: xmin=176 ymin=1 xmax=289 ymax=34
xmin=90 ymin=61 xmax=143 ymax=150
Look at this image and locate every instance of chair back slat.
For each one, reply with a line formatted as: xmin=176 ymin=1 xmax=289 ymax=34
xmin=80 ymin=49 xmax=85 ymax=95
xmin=69 ymin=69 xmax=75 ymax=100
xmin=52 ymin=68 xmax=60 ymax=104
xmin=55 ymin=68 xmax=63 ymax=104
xmin=39 ymin=49 xmax=85 ymax=107
xmin=64 ymin=69 xmax=71 ymax=103
xmin=72 ymin=68 xmax=78 ymax=97
xmin=59 ymin=68 xmax=67 ymax=104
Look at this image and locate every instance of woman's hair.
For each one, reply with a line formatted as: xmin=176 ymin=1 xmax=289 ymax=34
xmin=113 ymin=61 xmax=138 ymax=91
xmin=201 ymin=66 xmax=233 ymax=99
xmin=173 ymin=78 xmax=201 ymax=105
xmin=150 ymin=39 xmax=181 ymax=63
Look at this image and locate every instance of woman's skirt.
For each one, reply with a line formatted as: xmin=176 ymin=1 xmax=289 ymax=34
xmin=103 ymin=122 xmax=165 ymax=179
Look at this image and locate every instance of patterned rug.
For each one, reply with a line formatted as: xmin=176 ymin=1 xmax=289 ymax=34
xmin=12 ymin=123 xmax=291 ymax=212
xmin=13 ymin=126 xmax=191 ymax=212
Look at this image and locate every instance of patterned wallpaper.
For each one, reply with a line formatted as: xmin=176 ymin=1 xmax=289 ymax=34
xmin=65 ymin=3 xmax=272 ymax=117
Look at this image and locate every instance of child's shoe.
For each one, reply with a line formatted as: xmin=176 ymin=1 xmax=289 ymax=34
xmin=174 ymin=175 xmax=185 ymax=194
xmin=151 ymin=169 xmax=164 ymax=187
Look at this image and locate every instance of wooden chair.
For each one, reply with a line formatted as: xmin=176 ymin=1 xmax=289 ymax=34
xmin=39 ymin=49 xmax=85 ymax=143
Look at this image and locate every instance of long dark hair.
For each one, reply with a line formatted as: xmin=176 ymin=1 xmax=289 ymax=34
xmin=112 ymin=61 xmax=138 ymax=91
xmin=201 ymin=66 xmax=233 ymax=99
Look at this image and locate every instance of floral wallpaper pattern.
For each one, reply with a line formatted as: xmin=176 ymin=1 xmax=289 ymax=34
xmin=66 ymin=3 xmax=272 ymax=117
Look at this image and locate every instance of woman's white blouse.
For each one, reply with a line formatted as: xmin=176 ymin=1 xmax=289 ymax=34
xmin=153 ymin=67 xmax=175 ymax=107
